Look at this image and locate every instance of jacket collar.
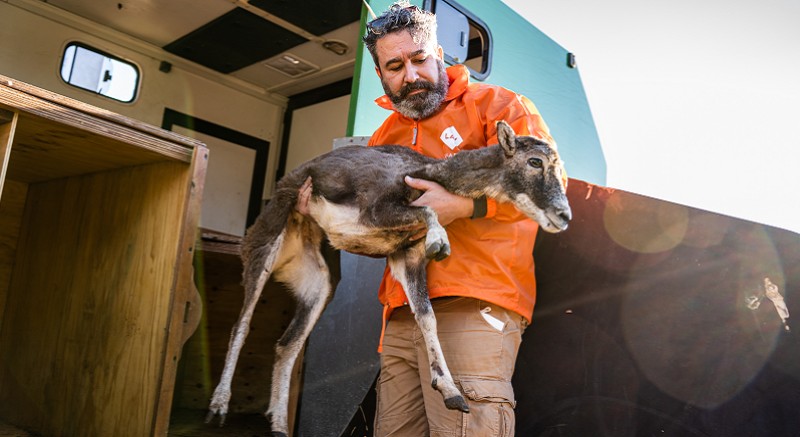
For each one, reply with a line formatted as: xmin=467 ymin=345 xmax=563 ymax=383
xmin=375 ymin=64 xmax=470 ymax=112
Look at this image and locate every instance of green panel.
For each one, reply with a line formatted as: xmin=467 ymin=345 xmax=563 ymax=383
xmin=349 ymin=0 xmax=606 ymax=185
xmin=347 ymin=0 xmax=409 ymax=138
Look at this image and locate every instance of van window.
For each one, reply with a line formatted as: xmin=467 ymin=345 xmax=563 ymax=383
xmin=428 ymin=0 xmax=492 ymax=80
xmin=60 ymin=42 xmax=140 ymax=103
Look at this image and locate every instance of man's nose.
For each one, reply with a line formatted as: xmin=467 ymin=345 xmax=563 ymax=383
xmin=403 ymin=63 xmax=419 ymax=83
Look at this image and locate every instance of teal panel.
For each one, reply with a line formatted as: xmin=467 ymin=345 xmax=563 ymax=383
xmin=347 ymin=0 xmax=410 ymax=138
xmin=349 ymin=0 xmax=606 ymax=185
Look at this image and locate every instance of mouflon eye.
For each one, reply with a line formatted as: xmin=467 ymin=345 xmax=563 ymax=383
xmin=527 ymin=157 xmax=543 ymax=168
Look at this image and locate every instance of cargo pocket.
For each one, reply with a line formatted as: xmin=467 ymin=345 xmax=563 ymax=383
xmin=460 ymin=379 xmax=516 ymax=437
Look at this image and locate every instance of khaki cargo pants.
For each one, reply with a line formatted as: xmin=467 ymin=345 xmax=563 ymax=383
xmin=375 ymin=297 xmax=526 ymax=437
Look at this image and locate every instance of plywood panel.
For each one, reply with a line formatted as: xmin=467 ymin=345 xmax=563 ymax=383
xmin=5 ymin=111 xmax=175 ymax=183
xmin=0 ymin=180 xmax=27 ymax=329
xmin=0 ymin=161 xmax=190 ymax=436
xmin=152 ymin=146 xmax=208 ymax=436
xmin=174 ymin=249 xmax=296 ymax=412
xmin=0 ymin=74 xmax=206 ymax=150
xmin=0 ymin=77 xmax=198 ymax=165
xmin=0 ymin=109 xmax=16 ymax=200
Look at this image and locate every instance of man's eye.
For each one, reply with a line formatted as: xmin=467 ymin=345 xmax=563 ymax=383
xmin=528 ymin=158 xmax=543 ymax=168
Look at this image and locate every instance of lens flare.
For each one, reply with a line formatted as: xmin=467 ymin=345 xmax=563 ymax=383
xmin=620 ymin=222 xmax=786 ymax=408
xmin=603 ymin=192 xmax=689 ymax=254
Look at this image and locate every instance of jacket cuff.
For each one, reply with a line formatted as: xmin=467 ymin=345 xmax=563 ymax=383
xmin=471 ymin=196 xmax=488 ymax=219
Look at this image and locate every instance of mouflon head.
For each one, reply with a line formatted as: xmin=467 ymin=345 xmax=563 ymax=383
xmin=496 ymin=120 xmax=571 ymax=233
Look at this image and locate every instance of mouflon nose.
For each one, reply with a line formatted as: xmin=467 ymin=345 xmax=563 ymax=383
xmin=558 ymin=207 xmax=572 ymax=224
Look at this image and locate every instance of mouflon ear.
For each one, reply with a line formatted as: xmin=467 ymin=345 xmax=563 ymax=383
xmin=496 ymin=120 xmax=516 ymax=157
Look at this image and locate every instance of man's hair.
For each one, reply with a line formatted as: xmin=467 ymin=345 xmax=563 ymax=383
xmin=363 ymin=1 xmax=438 ymax=68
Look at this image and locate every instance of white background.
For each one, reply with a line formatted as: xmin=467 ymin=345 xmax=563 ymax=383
xmin=503 ymin=0 xmax=800 ymax=233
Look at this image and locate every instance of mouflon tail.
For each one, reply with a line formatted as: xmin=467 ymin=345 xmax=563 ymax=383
xmin=240 ymin=171 xmax=307 ymax=289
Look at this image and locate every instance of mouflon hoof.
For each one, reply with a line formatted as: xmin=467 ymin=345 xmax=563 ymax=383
xmin=444 ymin=395 xmax=470 ymax=413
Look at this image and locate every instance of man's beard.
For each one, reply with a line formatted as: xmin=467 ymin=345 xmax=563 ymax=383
xmin=382 ymin=60 xmax=449 ymax=120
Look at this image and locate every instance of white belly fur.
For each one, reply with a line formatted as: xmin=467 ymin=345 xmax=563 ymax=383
xmin=308 ymin=197 xmax=410 ymax=255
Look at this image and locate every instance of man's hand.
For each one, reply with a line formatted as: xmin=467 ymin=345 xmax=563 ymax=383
xmin=405 ymin=176 xmax=473 ymax=240
xmin=296 ymin=176 xmax=312 ymax=215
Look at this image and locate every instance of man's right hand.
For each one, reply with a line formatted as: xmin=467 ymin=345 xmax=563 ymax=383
xmin=296 ymin=176 xmax=312 ymax=215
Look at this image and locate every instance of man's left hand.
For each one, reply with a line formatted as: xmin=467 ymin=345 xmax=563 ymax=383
xmin=405 ymin=176 xmax=473 ymax=240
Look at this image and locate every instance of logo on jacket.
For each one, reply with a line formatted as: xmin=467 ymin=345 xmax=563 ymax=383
xmin=440 ymin=126 xmax=463 ymax=150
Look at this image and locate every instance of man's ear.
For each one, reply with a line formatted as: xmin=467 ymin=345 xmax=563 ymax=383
xmin=375 ymin=66 xmax=382 ymax=78
xmin=436 ymin=45 xmax=444 ymax=60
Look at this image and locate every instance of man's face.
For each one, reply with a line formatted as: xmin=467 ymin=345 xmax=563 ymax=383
xmin=374 ymin=30 xmax=448 ymax=120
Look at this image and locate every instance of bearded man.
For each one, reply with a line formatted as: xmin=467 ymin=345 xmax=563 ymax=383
xmin=298 ymin=2 xmax=563 ymax=436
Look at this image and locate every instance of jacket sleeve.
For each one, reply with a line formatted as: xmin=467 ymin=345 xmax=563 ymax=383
xmin=367 ymin=126 xmax=382 ymax=146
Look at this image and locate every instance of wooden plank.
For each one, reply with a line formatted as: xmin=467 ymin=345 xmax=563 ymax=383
xmin=0 ymin=83 xmax=194 ymax=164
xmin=172 ymin=250 xmax=296 ymax=413
xmin=0 ymin=109 xmax=17 ymax=201
xmin=5 ymin=111 xmax=175 ymax=183
xmin=0 ymin=419 xmax=34 ymax=436
xmin=0 ymin=162 xmax=190 ymax=436
xmin=199 ymin=229 xmax=242 ymax=256
xmin=152 ymin=144 xmax=209 ymax=436
xmin=0 ymin=75 xmax=205 ymax=151
xmin=0 ymin=180 xmax=27 ymax=330
xmin=0 ymin=111 xmax=21 ymax=326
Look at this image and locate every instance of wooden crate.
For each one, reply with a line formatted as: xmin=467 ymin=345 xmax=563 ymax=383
xmin=0 ymin=76 xmax=207 ymax=437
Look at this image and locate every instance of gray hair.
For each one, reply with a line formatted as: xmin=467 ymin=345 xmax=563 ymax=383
xmin=363 ymin=1 xmax=438 ymax=68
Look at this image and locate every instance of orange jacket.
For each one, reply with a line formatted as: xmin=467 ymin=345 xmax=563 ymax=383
xmin=368 ymin=64 xmax=554 ymax=324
